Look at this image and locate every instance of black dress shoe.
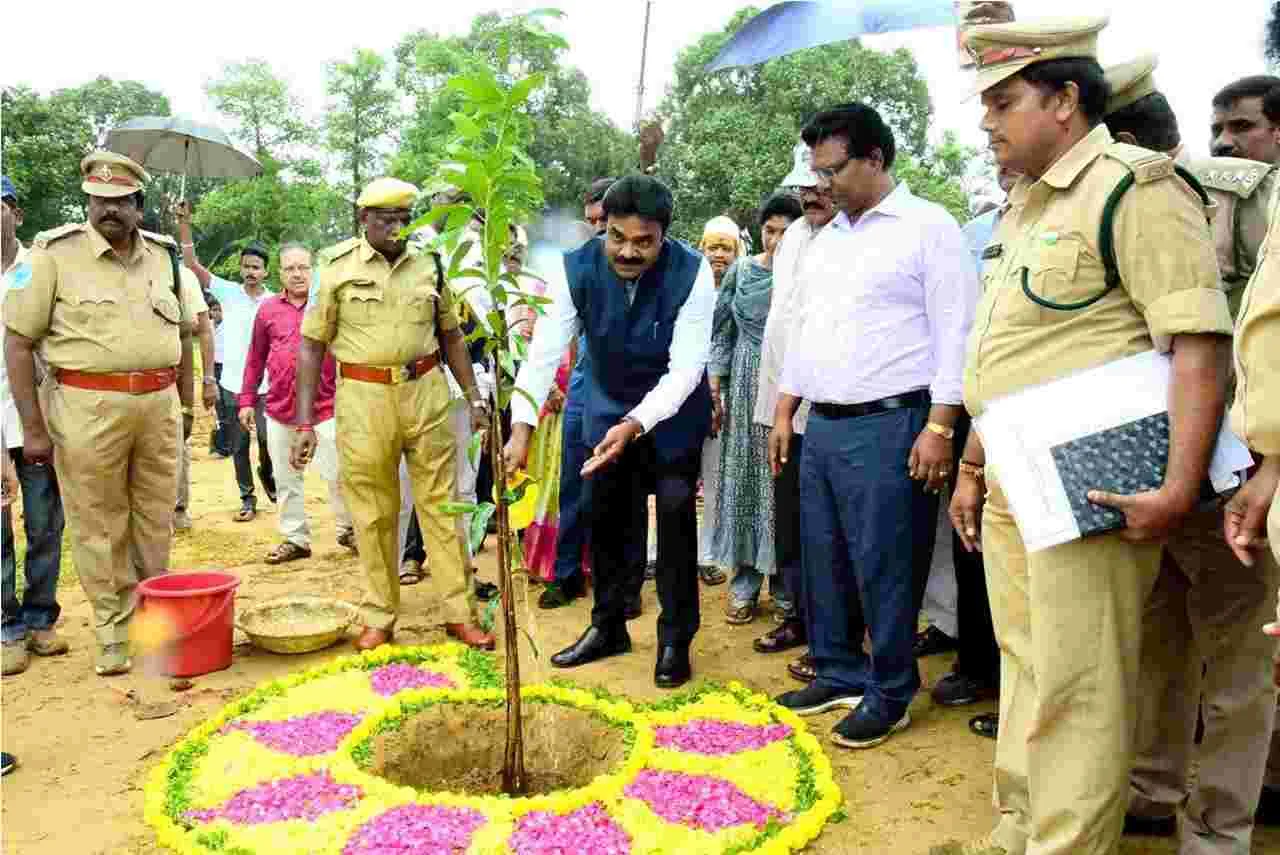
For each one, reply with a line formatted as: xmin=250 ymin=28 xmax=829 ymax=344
xmin=550 ymin=626 xmax=631 ymax=669
xmin=1257 ymin=785 xmax=1280 ymax=826
xmin=931 ymin=670 xmax=998 ymax=706
xmin=654 ymin=645 xmax=691 ymax=689
xmin=1122 ymin=813 xmax=1177 ymax=837
xmin=644 ymin=560 xmax=657 ymax=580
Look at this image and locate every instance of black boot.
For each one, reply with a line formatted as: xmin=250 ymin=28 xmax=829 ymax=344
xmin=654 ymin=645 xmax=691 ymax=689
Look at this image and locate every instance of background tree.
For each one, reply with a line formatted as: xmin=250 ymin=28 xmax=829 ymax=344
xmin=391 ymin=13 xmax=633 ymax=215
xmin=656 ymin=5 xmax=977 ymax=238
xmin=325 ymin=49 xmax=400 ymax=233
xmin=1 ymin=77 xmax=172 ymax=238
xmin=187 ymin=60 xmax=347 ymax=277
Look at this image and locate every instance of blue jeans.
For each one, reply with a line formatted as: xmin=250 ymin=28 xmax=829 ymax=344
xmin=800 ymin=406 xmax=938 ymax=720
xmin=2 ymin=449 xmax=65 ymax=643
xmin=554 ymin=382 xmax=648 ymax=584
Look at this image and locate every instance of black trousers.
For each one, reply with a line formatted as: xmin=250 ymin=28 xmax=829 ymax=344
xmin=588 ymin=436 xmax=699 ymax=647
xmin=948 ymin=414 xmax=999 ymax=685
xmin=210 ymin=363 xmax=233 ymax=456
xmin=223 ymin=390 xmax=275 ymax=505
xmin=774 ymin=433 xmax=805 ymax=620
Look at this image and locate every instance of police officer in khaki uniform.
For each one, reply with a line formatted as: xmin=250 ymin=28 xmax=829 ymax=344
xmin=292 ymin=177 xmax=493 ymax=652
xmin=3 ymin=151 xmax=194 ymax=676
xmin=940 ymin=17 xmax=1234 ymax=855
xmin=1101 ymin=55 xmax=1280 ymax=853
xmin=1225 ymin=174 xmax=1280 ymax=828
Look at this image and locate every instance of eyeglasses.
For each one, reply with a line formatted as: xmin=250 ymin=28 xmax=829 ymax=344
xmin=812 ymin=157 xmax=852 ymax=182
xmin=281 ymin=264 xmax=312 ymax=275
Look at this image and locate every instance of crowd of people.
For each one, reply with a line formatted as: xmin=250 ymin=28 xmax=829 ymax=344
xmin=3 ymin=11 xmax=1280 ymax=855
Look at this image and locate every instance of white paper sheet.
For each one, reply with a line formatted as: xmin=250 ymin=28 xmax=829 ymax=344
xmin=974 ymin=350 xmax=1253 ymax=553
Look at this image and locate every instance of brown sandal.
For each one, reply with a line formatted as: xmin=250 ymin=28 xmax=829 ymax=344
xmin=788 ymin=653 xmax=816 ymax=683
xmin=265 ymin=542 xmax=311 ymax=565
xmin=233 ymin=505 xmax=256 ymax=523
xmin=699 ymin=564 xmax=727 ymax=586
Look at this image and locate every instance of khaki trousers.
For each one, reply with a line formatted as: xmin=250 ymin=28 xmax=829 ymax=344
xmin=984 ymin=474 xmax=1160 ymax=855
xmin=1269 ymin=494 xmax=1280 ymax=792
xmin=44 ymin=382 xmax=179 ymax=646
xmin=176 ymin=424 xmax=191 ymax=510
xmin=265 ymin=416 xmax=351 ymax=549
xmin=335 ymin=368 xmax=473 ymax=631
xmin=1128 ymin=502 xmax=1280 ymax=855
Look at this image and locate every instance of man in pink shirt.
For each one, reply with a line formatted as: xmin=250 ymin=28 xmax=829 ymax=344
xmin=239 ymin=243 xmax=353 ymax=563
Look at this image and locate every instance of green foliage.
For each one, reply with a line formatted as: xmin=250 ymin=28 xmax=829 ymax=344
xmin=325 ymin=49 xmax=400 ymax=232
xmin=2 ymin=77 xmax=170 ymax=238
xmin=656 ymin=5 xmax=972 ymax=239
xmin=391 ymin=13 xmax=634 ymax=214
xmin=206 ymin=59 xmax=318 ymax=159
xmin=893 ymin=132 xmax=983 ymax=223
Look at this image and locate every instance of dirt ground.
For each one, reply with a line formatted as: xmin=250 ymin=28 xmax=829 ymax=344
xmin=2 ymin=407 xmax=1278 ymax=854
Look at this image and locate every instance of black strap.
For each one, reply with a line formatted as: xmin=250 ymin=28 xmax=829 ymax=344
xmin=1027 ymin=165 xmax=1213 ymax=313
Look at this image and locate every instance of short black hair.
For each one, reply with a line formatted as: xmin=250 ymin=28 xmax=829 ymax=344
xmin=240 ymin=242 xmax=269 ymax=266
xmin=585 ymin=177 xmax=615 ymax=206
xmin=601 ymin=175 xmax=674 ymax=234
xmin=1105 ymin=91 xmax=1181 ymax=153
xmin=758 ymin=192 xmax=803 ymax=229
xmin=1212 ymin=75 xmax=1280 ymax=115
xmin=1019 ymin=58 xmax=1111 ymax=125
xmin=801 ymin=103 xmax=896 ymax=169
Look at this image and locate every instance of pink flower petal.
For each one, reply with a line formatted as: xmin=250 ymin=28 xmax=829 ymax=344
xmin=185 ymin=772 xmax=361 ymax=825
xmin=369 ymin=664 xmax=457 ymax=697
xmin=623 ymin=769 xmax=783 ymax=832
xmin=653 ymin=719 xmax=792 ymax=755
xmin=343 ymin=805 xmax=487 ymax=854
xmin=509 ymin=803 xmax=630 ymax=855
xmin=224 ymin=712 xmax=363 ymax=756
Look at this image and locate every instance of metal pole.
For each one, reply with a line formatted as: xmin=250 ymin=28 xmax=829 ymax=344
xmin=634 ymin=0 xmax=653 ymax=129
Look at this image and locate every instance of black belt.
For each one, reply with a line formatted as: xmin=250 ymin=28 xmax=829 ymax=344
xmin=811 ymin=389 xmax=931 ymax=420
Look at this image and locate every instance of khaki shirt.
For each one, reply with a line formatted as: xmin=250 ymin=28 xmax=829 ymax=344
xmin=179 ymin=268 xmax=208 ymax=333
xmin=1231 ymin=187 xmax=1280 ymax=457
xmin=301 ymin=236 xmax=459 ymax=365
xmin=964 ymin=125 xmax=1232 ymax=418
xmin=1181 ymin=152 xmax=1278 ymax=318
xmin=3 ymin=223 xmax=184 ymax=372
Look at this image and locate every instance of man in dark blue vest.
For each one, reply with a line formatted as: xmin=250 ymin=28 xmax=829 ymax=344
xmin=505 ymin=175 xmax=715 ymax=688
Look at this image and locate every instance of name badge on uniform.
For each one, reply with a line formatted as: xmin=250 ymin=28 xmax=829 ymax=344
xmin=982 ymin=243 xmax=1003 ymax=260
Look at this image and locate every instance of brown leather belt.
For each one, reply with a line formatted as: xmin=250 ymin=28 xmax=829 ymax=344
xmin=55 ymin=368 xmax=176 ymax=395
xmin=339 ymin=353 xmax=440 ymax=385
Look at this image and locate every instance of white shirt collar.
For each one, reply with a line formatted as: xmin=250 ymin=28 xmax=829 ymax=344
xmin=831 ymin=182 xmax=914 ymax=230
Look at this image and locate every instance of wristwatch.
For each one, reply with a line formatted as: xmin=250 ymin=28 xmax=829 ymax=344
xmin=469 ymin=397 xmax=490 ymax=412
xmin=925 ymin=422 xmax=956 ymax=440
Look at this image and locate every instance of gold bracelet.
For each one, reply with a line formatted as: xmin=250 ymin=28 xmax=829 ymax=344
xmin=925 ymin=421 xmax=955 ymax=440
xmin=958 ymin=460 xmax=985 ymax=480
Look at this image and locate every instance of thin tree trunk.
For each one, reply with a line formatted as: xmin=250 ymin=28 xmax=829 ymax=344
xmin=489 ymin=388 xmax=526 ymax=795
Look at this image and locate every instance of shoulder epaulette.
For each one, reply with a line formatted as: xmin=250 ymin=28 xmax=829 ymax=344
xmin=319 ymin=237 xmax=360 ymax=264
xmin=1186 ymin=156 xmax=1274 ymax=199
xmin=32 ymin=223 xmax=85 ymax=249
xmin=1104 ymin=143 xmax=1175 ymax=184
xmin=139 ymin=229 xmax=177 ymax=249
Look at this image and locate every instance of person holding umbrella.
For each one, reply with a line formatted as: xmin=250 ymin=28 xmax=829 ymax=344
xmin=3 ymin=152 xmax=194 ymax=677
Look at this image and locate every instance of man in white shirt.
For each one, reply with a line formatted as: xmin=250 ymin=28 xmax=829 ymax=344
xmin=751 ymin=143 xmax=837 ymax=666
xmin=176 ymin=202 xmax=275 ymax=521
xmin=504 ymin=176 xmax=715 ymax=689
xmin=0 ymin=174 xmax=68 ymax=677
xmin=770 ymin=104 xmax=978 ymax=749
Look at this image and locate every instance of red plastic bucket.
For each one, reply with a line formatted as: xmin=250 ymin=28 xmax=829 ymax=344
xmin=136 ymin=571 xmax=241 ymax=677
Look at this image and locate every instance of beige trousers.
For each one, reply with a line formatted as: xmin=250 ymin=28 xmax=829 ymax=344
xmin=334 ymin=368 xmax=473 ymax=631
xmin=265 ymin=416 xmax=351 ymax=549
xmin=1269 ymin=495 xmax=1280 ymax=792
xmin=44 ymin=382 xmax=179 ymax=646
xmin=984 ymin=473 xmax=1161 ymax=855
xmin=1128 ymin=501 xmax=1280 ymax=855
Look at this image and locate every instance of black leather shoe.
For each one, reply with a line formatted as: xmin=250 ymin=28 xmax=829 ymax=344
xmin=644 ymin=560 xmax=657 ymax=580
xmin=550 ymin=626 xmax=630 ymax=669
xmin=624 ymin=593 xmax=643 ymax=621
xmin=914 ymin=625 xmax=957 ymax=657
xmin=931 ymin=670 xmax=998 ymax=706
xmin=1257 ymin=785 xmax=1280 ymax=827
xmin=1122 ymin=813 xmax=1176 ymax=837
xmin=654 ymin=645 xmax=691 ymax=689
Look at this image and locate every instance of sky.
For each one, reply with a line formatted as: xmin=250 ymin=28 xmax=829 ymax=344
xmin=1 ymin=0 xmax=1274 ymax=164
